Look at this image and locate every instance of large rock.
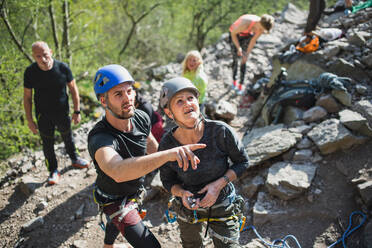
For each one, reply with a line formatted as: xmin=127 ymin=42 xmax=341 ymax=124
xmin=214 ymin=100 xmax=237 ymax=122
xmin=316 ymin=94 xmax=341 ymax=113
xmin=19 ymin=175 xmax=41 ymax=196
xmin=303 ymin=106 xmax=328 ymax=123
xmin=252 ymin=192 xmax=290 ymax=226
xmin=353 ymin=100 xmax=372 ymax=125
xmin=331 ymin=89 xmax=352 ymax=107
xmin=241 ymin=175 xmax=264 ymax=198
xmin=22 ymin=216 xmax=44 ymax=233
xmin=346 ymin=32 xmax=366 ymax=47
xmin=357 ymin=181 xmax=372 ymax=207
xmin=328 ymin=58 xmax=369 ymax=82
xmin=266 ymin=162 xmax=317 ymax=200
xmin=307 ymin=118 xmax=366 ymax=154
xmin=364 ymin=221 xmax=372 ymax=248
xmin=282 ymin=106 xmax=304 ymax=125
xmin=242 ymin=124 xmax=302 ymax=166
xmin=339 ymin=109 xmax=367 ymax=131
xmin=281 ymin=3 xmax=307 ymax=25
xmin=269 ymin=57 xmax=326 ymax=88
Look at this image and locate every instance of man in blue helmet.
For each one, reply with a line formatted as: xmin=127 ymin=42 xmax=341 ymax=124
xmin=88 ymin=64 xmax=206 ymax=248
xmin=24 ymin=41 xmax=89 ymax=185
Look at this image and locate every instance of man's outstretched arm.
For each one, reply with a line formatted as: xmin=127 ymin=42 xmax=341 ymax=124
xmin=95 ymin=143 xmax=206 ymax=182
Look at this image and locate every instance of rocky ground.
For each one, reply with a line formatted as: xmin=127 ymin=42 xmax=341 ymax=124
xmin=1 ymin=4 xmax=372 ymax=248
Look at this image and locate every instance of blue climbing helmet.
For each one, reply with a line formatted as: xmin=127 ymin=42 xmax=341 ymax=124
xmin=93 ymin=64 xmax=134 ymax=100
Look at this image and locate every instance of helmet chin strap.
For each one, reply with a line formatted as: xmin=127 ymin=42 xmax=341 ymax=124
xmin=172 ymin=112 xmax=205 ymax=130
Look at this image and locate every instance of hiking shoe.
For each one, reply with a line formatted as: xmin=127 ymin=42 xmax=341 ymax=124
xmin=231 ymin=80 xmax=238 ymax=90
xmin=237 ymin=89 xmax=245 ymax=96
xmin=72 ymin=157 xmax=89 ymax=169
xmin=48 ymin=170 xmax=60 ymax=185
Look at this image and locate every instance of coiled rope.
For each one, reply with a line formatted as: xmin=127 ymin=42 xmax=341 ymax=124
xmin=240 ymin=211 xmax=366 ymax=248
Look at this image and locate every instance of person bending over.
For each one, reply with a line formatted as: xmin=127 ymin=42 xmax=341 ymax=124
xmin=229 ymin=14 xmax=274 ymax=95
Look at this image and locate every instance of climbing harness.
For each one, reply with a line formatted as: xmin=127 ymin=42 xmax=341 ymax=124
xmin=164 ymin=186 xmax=241 ymax=244
xmin=93 ymin=186 xmax=146 ymax=231
xmin=238 ymin=211 xmax=366 ymax=248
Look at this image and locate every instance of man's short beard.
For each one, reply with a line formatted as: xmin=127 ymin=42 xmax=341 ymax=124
xmin=104 ymin=93 xmax=134 ymax=120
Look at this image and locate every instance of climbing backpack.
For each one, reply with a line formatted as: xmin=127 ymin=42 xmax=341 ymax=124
xmin=296 ymin=35 xmax=319 ymax=53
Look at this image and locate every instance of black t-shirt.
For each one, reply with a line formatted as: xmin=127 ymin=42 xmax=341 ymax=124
xmin=136 ymin=94 xmax=158 ymax=125
xmin=24 ymin=60 xmax=73 ymax=115
xmin=88 ymin=110 xmax=151 ymax=196
xmin=159 ymin=119 xmax=249 ymax=194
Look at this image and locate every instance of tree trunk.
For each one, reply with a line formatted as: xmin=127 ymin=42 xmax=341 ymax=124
xmin=0 ymin=2 xmax=32 ymax=63
xmin=62 ymin=0 xmax=71 ymax=64
xmin=48 ymin=0 xmax=61 ymax=59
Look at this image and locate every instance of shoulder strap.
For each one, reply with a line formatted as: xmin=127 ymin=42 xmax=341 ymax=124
xmin=246 ymin=21 xmax=255 ymax=33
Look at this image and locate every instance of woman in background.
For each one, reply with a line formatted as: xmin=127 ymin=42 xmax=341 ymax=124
xmin=182 ymin=50 xmax=208 ymax=114
xmin=229 ymin=14 xmax=274 ymax=95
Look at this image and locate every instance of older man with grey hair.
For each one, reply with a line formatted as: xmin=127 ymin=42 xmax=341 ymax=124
xmin=24 ymin=41 xmax=89 ymax=185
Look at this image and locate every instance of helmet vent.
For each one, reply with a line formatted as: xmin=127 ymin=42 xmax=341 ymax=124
xmin=100 ymin=76 xmax=110 ymax=87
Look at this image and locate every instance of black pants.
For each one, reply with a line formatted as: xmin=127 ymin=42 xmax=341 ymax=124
xmin=229 ymin=34 xmax=252 ymax=86
xmin=37 ymin=112 xmax=77 ymax=174
xmin=305 ymin=0 xmax=326 ymax=33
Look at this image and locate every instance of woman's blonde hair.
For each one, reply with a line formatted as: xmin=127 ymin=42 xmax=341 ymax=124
xmin=182 ymin=50 xmax=203 ymax=75
xmin=260 ymin=14 xmax=275 ymax=33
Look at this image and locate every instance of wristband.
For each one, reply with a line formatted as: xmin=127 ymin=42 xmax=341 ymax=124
xmin=222 ymin=175 xmax=230 ymax=184
xmin=74 ymin=110 xmax=81 ymax=114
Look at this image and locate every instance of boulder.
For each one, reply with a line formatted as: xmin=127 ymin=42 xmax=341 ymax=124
xmin=357 ymin=181 xmax=372 ymax=207
xmin=241 ymin=175 xmax=264 ymax=198
xmin=339 ymin=109 xmax=367 ymax=130
xmin=292 ymin=149 xmax=313 ymax=162
xmin=303 ymin=106 xmax=328 ymax=123
xmin=242 ymin=124 xmax=302 ymax=166
xmin=353 ymin=100 xmax=372 ymax=125
xmin=252 ymin=192 xmax=290 ymax=226
xmin=316 ymin=94 xmax=341 ymax=113
xmin=21 ymin=216 xmax=44 ymax=233
xmin=281 ymin=3 xmax=307 ymax=25
xmin=331 ymin=89 xmax=352 ymax=107
xmin=307 ymin=118 xmax=367 ymax=154
xmin=266 ymin=162 xmax=317 ymax=200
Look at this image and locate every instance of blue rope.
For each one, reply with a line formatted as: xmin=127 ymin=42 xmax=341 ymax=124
xmin=241 ymin=211 xmax=366 ymax=248
xmin=327 ymin=211 xmax=366 ymax=248
xmin=242 ymin=225 xmax=302 ymax=248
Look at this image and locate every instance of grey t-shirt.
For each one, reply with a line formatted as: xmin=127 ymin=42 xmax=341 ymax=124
xmin=159 ymin=119 xmax=249 ymax=195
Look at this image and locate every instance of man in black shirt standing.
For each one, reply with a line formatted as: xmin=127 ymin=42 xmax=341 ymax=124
xmin=24 ymin=41 xmax=89 ymax=185
xmin=88 ymin=64 xmax=206 ymax=248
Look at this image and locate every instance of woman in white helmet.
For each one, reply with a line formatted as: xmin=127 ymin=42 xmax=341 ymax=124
xmin=158 ymin=77 xmax=250 ymax=248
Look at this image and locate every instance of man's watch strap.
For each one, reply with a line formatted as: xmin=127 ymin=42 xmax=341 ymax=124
xmin=74 ymin=110 xmax=81 ymax=114
xmin=222 ymin=175 xmax=230 ymax=184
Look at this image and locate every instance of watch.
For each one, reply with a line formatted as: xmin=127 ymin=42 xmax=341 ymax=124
xmin=222 ymin=175 xmax=230 ymax=184
xmin=74 ymin=110 xmax=81 ymax=114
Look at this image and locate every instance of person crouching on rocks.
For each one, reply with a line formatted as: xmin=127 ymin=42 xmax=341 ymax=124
xmin=229 ymin=14 xmax=274 ymax=95
xmin=158 ymin=77 xmax=250 ymax=248
xmin=88 ymin=65 xmax=206 ymax=248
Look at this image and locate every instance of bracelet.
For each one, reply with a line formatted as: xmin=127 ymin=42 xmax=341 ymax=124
xmin=74 ymin=110 xmax=81 ymax=114
xmin=222 ymin=175 xmax=230 ymax=184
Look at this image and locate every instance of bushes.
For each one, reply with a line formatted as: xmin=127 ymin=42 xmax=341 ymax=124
xmin=0 ymin=50 xmax=40 ymax=160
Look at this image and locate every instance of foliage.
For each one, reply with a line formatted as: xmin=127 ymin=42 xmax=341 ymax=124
xmin=0 ymin=0 xmax=310 ymax=160
xmin=0 ymin=48 xmax=40 ymax=159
